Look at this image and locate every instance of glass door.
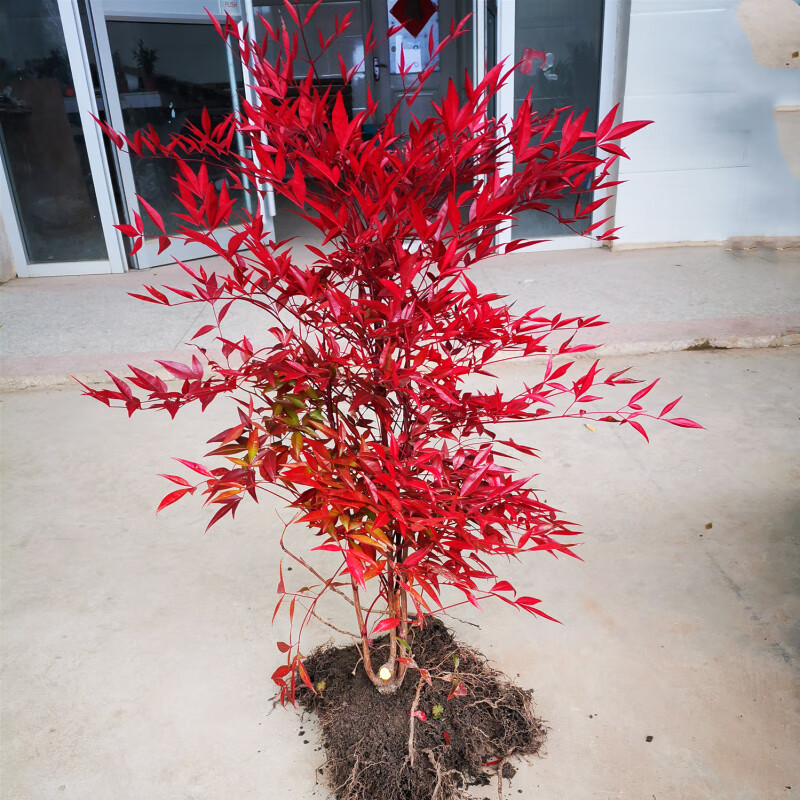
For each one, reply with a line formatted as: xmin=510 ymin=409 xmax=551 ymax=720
xmin=370 ymin=0 xmax=474 ymax=134
xmin=251 ymin=0 xmax=475 ymax=240
xmin=0 ymin=0 xmax=125 ymax=277
xmin=251 ymin=1 xmax=367 ymax=244
xmin=89 ymin=0 xmax=268 ymax=269
xmin=495 ymin=0 xmax=617 ymax=251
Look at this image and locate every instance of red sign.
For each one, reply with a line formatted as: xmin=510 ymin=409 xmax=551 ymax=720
xmin=390 ymin=0 xmax=437 ymax=38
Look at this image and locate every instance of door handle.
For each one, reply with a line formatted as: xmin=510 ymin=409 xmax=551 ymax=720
xmin=373 ymin=56 xmax=388 ymax=81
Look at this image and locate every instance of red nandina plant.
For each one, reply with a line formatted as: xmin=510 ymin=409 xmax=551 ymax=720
xmin=83 ymin=4 xmax=699 ymax=703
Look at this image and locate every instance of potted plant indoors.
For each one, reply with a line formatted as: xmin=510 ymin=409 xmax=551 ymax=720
xmin=133 ymin=38 xmax=159 ymax=91
xmin=85 ymin=5 xmax=699 ymax=798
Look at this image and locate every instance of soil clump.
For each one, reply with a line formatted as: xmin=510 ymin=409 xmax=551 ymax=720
xmin=298 ymin=619 xmax=545 ymax=800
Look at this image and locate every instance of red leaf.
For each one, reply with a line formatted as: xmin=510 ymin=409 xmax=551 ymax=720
xmin=156 ymin=487 xmax=191 ymax=513
xmin=128 ymin=292 xmax=162 ymax=305
xmin=603 ymin=119 xmax=652 ymax=141
xmin=372 ymin=618 xmax=400 ymax=635
xmin=158 ymin=474 xmax=192 ymax=487
xmin=132 ymin=209 xmax=143 ymax=234
xmin=629 ymin=379 xmax=658 ymax=406
xmin=155 ymin=360 xmax=197 ymax=381
xmin=443 ymin=731 xmax=450 ymax=745
xmin=595 ymin=103 xmax=619 ymax=142
xmin=303 ymin=0 xmax=324 ymax=25
xmin=272 ymin=664 xmax=292 ymax=682
xmin=173 ymin=458 xmax=214 ymax=477
xmin=297 ymin=660 xmax=316 ymax=694
xmin=402 ymin=546 xmax=432 ymax=569
xmin=290 ymin=164 xmax=306 ymax=206
xmin=282 ymin=0 xmax=301 ymax=26
xmin=598 ymin=142 xmax=629 ymax=158
xmin=272 ymin=595 xmax=284 ymax=624
xmin=625 ymin=418 xmax=650 ymax=442
xmin=659 ymin=396 xmax=682 ymax=418
xmin=136 ymin=194 xmax=166 ymax=233
xmin=191 ymin=325 xmax=216 ymax=340
xmin=448 ymin=680 xmax=467 ymax=700
xmin=667 ymin=417 xmax=703 ymax=429
xmin=205 ymin=500 xmax=238 ymax=531
xmin=411 ymin=710 xmax=427 ymax=721
xmin=345 ymin=551 xmax=366 ymax=591
xmin=331 ymin=92 xmax=348 ymax=148
xmin=276 ymin=641 xmax=292 ymax=653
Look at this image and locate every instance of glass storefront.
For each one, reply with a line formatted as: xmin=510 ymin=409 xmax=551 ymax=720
xmin=0 ymin=0 xmax=108 ymax=263
xmin=512 ymin=0 xmax=605 ymax=239
xmin=0 ymin=0 xmax=613 ymax=277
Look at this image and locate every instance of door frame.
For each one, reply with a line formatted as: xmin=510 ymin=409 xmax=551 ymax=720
xmin=494 ymin=0 xmax=619 ymax=253
xmin=0 ymin=0 xmax=126 ymax=278
xmin=89 ymin=0 xmax=273 ymax=269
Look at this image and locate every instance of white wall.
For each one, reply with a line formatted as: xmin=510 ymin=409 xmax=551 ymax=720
xmin=613 ymin=0 xmax=800 ymax=245
xmin=0 ymin=209 xmax=16 ymax=283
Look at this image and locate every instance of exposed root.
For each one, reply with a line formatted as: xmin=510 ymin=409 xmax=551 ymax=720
xmin=408 ymin=676 xmax=425 ymax=767
xmin=497 ymin=757 xmax=507 ymax=799
xmin=297 ymin=618 xmax=547 ymax=800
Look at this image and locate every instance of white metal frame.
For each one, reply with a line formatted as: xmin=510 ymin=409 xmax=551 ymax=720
xmin=241 ymin=3 xmax=277 ymax=220
xmin=494 ymin=0 xmax=619 ymax=253
xmin=0 ymin=0 xmax=127 ymax=278
xmin=473 ymin=0 xmax=485 ymax=88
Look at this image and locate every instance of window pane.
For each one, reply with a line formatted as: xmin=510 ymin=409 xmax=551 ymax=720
xmin=513 ymin=0 xmax=604 ymax=238
xmin=106 ymin=20 xmax=251 ymax=237
xmin=0 ymin=0 xmax=108 ymax=263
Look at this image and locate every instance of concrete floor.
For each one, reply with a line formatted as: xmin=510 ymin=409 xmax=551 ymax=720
xmin=1 ymin=348 xmax=798 ymax=799
xmin=1 ymin=244 xmax=799 ymax=389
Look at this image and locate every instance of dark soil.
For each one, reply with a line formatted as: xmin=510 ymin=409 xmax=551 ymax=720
xmin=298 ymin=619 xmax=546 ymax=800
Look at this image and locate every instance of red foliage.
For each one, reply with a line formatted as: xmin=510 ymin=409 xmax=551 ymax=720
xmin=81 ymin=4 xmax=699 ymax=702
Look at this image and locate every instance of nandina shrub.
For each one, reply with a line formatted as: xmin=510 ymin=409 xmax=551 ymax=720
xmin=84 ymin=3 xmax=698 ymax=710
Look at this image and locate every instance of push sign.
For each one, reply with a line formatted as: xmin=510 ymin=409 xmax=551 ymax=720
xmin=218 ymin=0 xmax=242 ymax=17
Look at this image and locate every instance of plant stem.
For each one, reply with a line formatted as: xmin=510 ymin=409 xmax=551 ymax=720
xmin=351 ymin=582 xmax=377 ymax=684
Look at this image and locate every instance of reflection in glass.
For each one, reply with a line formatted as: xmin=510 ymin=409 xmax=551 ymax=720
xmin=513 ymin=0 xmax=604 ymax=238
xmin=106 ymin=20 xmax=250 ymax=237
xmin=255 ymin=2 xmax=367 ymax=116
xmin=0 ymin=0 xmax=108 ymax=263
xmin=252 ymin=0 xmax=472 ymax=242
xmin=254 ymin=2 xmax=366 ymax=243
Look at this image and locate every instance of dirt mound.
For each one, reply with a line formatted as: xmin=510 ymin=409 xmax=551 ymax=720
xmin=299 ymin=619 xmax=546 ymax=800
